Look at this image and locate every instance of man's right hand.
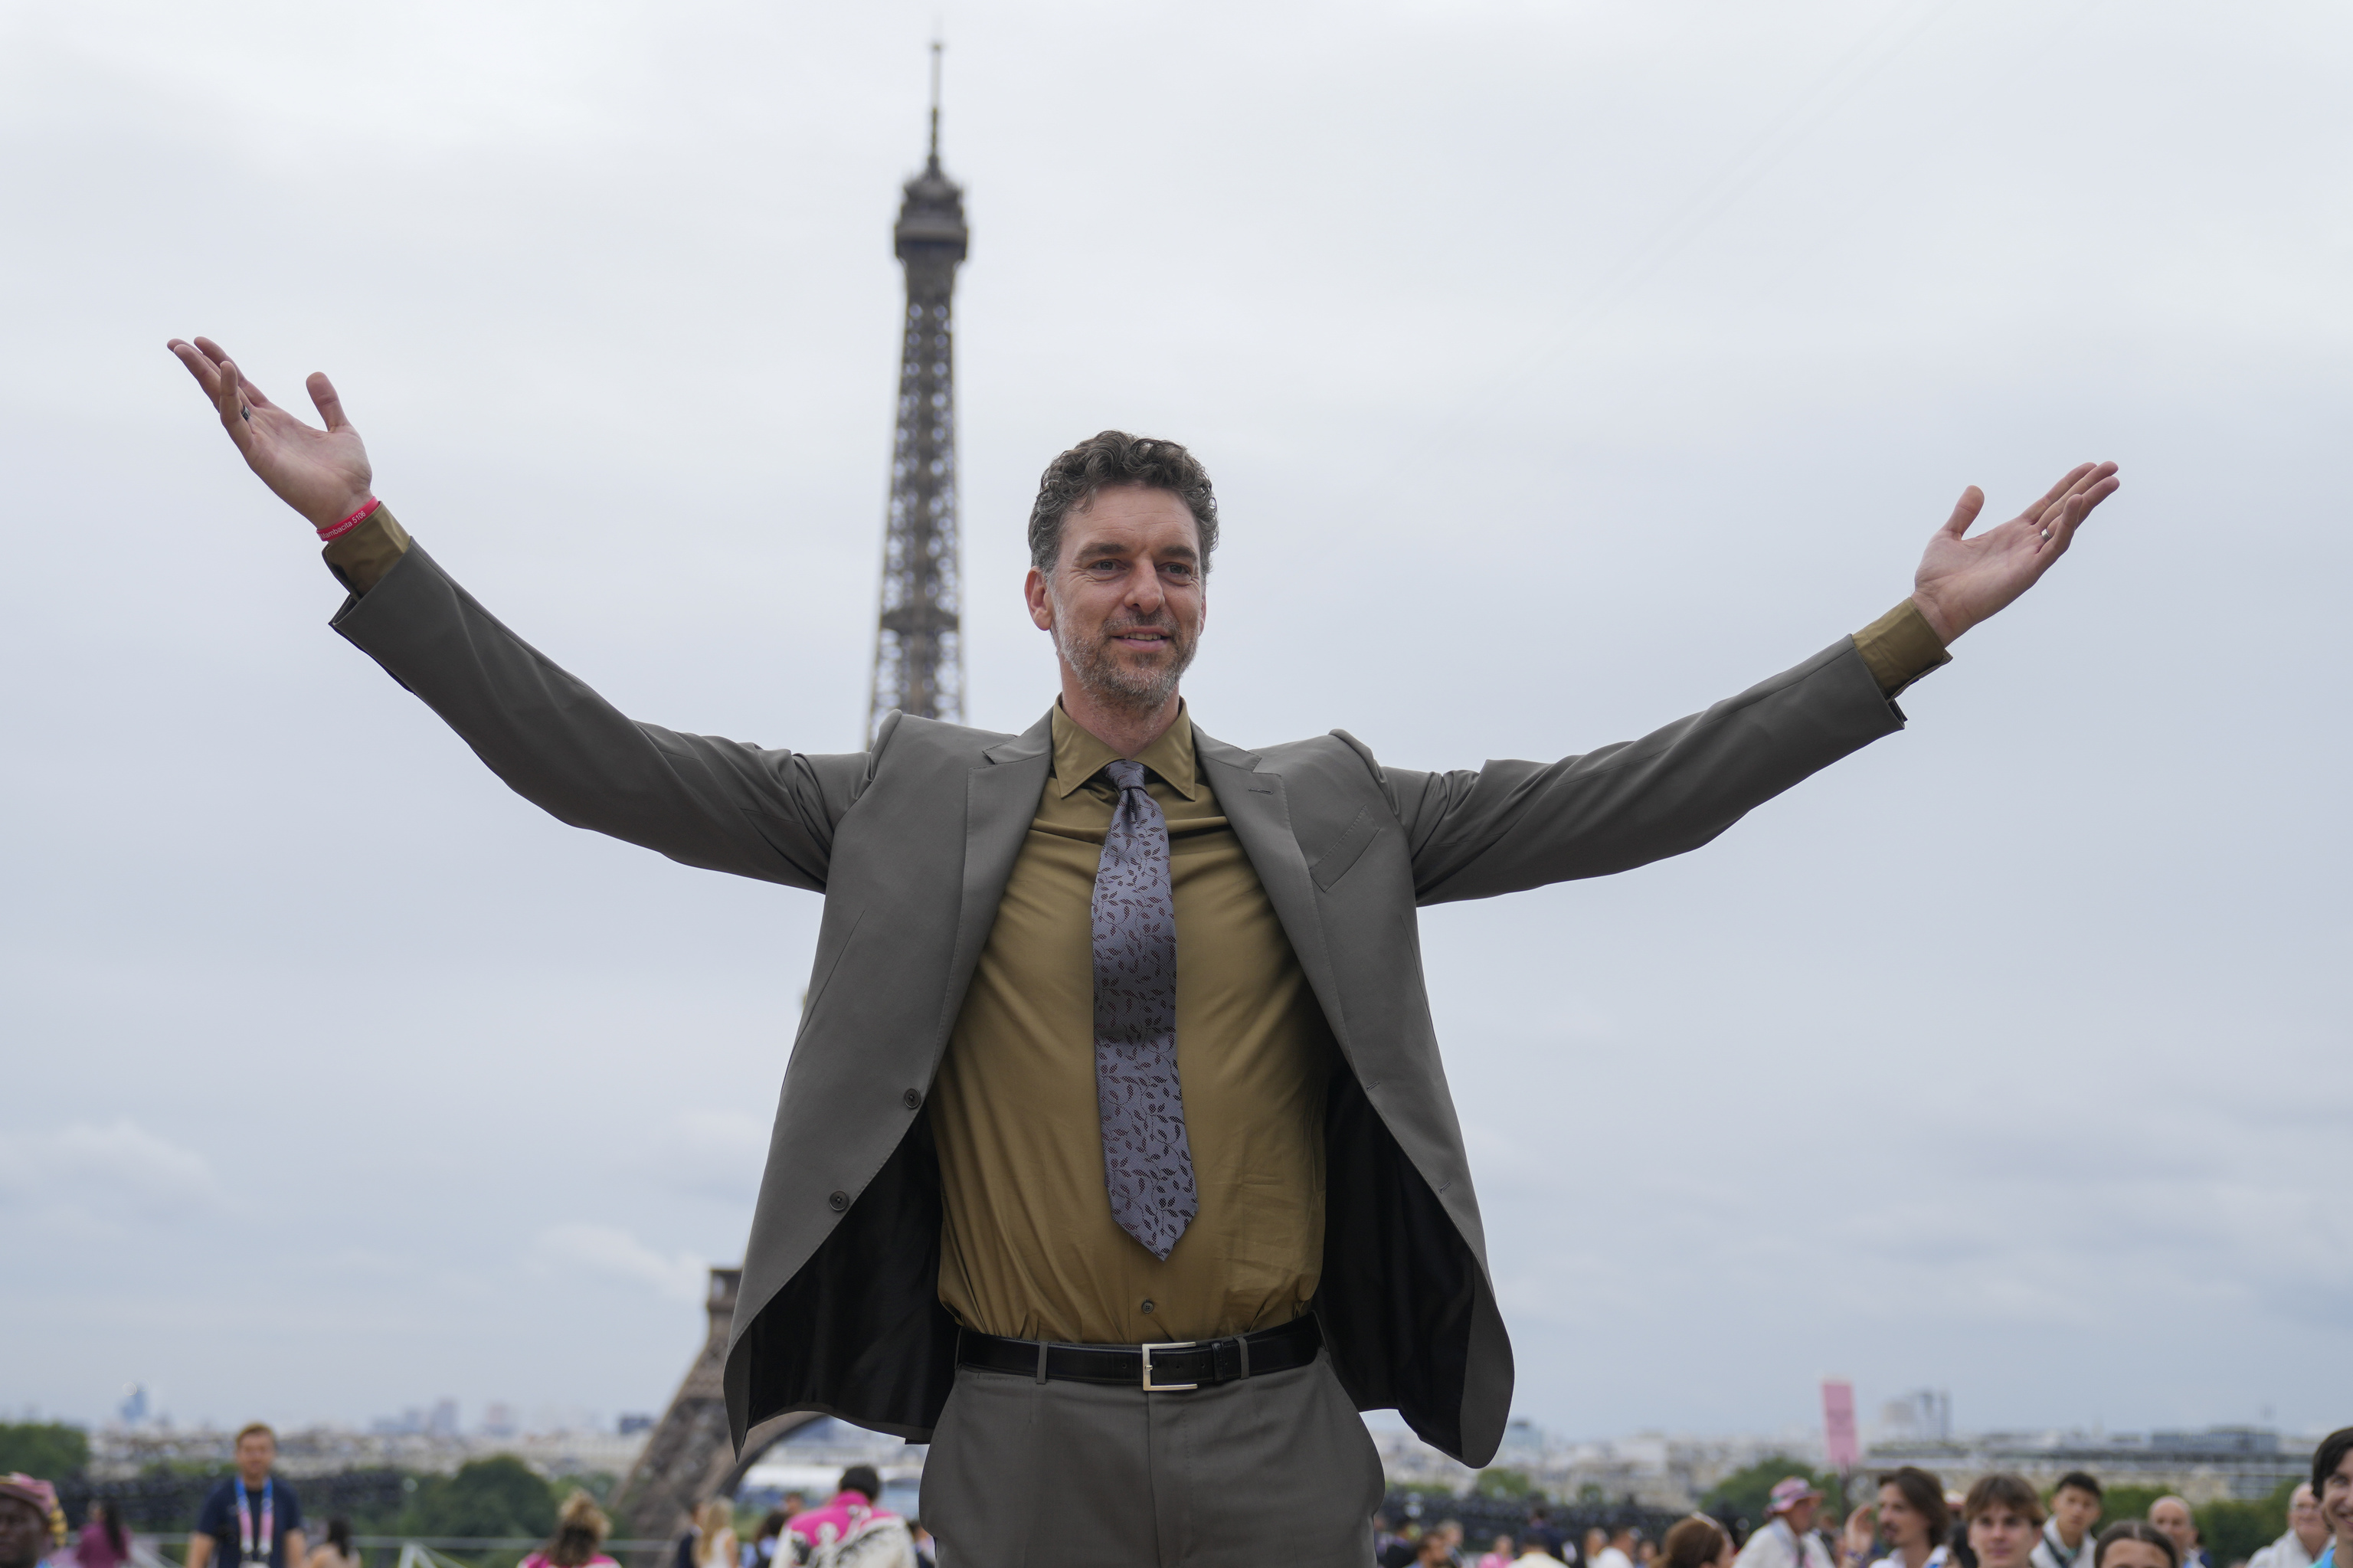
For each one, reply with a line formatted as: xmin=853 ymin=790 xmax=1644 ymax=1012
xmin=167 ymin=337 xmax=373 ymax=530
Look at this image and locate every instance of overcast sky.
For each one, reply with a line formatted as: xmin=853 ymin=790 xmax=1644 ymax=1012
xmin=3 ymin=0 xmax=2348 ymax=1446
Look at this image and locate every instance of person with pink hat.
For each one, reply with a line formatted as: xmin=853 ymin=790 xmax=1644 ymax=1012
xmin=1736 ymin=1479 xmax=1835 ymax=1568
xmin=0 ymin=1475 xmax=69 ymax=1568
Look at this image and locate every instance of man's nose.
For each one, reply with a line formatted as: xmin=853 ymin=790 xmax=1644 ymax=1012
xmin=1123 ymin=563 xmax=1164 ymax=611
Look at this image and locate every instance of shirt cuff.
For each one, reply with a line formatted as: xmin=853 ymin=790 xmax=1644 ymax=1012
xmin=322 ymin=506 xmax=412 ymax=595
xmin=1853 ymin=597 xmax=1950 ymax=698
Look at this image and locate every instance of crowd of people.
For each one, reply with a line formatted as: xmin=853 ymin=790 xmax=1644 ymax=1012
xmin=0 ymin=1429 xmax=929 ymax=1568
xmin=3 ymin=1425 xmax=2348 ymax=1568
xmin=1371 ymin=1428 xmax=2353 ymax=1568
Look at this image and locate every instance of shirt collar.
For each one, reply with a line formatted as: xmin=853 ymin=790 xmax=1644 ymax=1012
xmin=1048 ymin=700 xmax=1202 ymax=800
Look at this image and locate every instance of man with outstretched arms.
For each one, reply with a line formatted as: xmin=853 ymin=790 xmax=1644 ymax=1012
xmin=167 ymin=335 xmax=2118 ymax=1568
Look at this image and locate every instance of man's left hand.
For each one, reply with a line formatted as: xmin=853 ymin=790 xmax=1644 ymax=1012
xmin=1911 ymin=460 xmax=2119 ymax=643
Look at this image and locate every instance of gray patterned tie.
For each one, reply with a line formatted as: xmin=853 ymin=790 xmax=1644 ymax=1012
xmin=1091 ymin=758 xmax=1197 ymax=1260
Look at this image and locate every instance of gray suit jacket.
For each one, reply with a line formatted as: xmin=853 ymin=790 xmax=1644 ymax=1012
xmin=332 ymin=545 xmax=1906 ymax=1465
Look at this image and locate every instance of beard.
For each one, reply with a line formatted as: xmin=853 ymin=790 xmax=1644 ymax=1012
xmin=1052 ymin=594 xmax=1199 ymax=712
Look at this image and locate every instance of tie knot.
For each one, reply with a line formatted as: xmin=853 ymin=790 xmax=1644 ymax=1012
xmin=1105 ymin=758 xmax=1148 ymax=791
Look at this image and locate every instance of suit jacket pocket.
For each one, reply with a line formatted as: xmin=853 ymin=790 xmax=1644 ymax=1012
xmin=1310 ymin=807 xmax=1381 ymax=892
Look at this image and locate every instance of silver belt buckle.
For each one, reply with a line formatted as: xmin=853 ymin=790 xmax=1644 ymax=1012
xmin=1141 ymin=1340 xmax=1198 ymax=1392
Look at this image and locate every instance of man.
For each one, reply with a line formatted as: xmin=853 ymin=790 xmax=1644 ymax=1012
xmin=1964 ymin=1478 xmax=2042 ymax=1568
xmin=0 ymin=1475 xmax=65 ymax=1568
xmin=165 ymin=336 xmax=2118 ymax=1567
xmin=1737 ymin=1480 xmax=1837 ymax=1568
xmin=1524 ymin=1509 xmax=1567 ymax=1563
xmin=2312 ymin=1427 xmax=2353 ymax=1568
xmin=2033 ymin=1474 xmax=2103 ymax=1568
xmin=2248 ymin=1485 xmax=2328 ymax=1568
xmin=187 ymin=1426 xmax=306 ymax=1568
xmin=1516 ymin=1538 xmax=1570 ymax=1568
xmin=1600 ymin=1527 xmax=1638 ymax=1568
xmin=2150 ymin=1500 xmax=2208 ymax=1568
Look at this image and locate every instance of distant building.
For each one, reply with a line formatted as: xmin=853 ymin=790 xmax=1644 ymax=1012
xmin=1863 ymin=1426 xmax=2312 ymax=1502
xmin=1879 ymin=1391 xmax=1953 ymax=1443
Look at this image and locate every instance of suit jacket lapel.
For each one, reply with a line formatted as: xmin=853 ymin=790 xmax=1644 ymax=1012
xmin=930 ymin=710 xmax=1055 ymax=1056
xmin=1193 ymin=726 xmax=1356 ymax=1059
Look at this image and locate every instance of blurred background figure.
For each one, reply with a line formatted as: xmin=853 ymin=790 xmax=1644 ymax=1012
xmin=521 ymin=1492 xmax=617 ymax=1568
xmin=188 ymin=1427 xmax=306 ymax=1568
xmin=743 ymin=1509 xmax=786 ymax=1568
xmin=2093 ymin=1524 xmax=2178 ymax=1568
xmin=306 ymin=1518 xmax=358 ymax=1568
xmin=1523 ymin=1510 xmax=1566 ymax=1565
xmin=2249 ymin=1485 xmax=2327 ymax=1568
xmin=2036 ymin=1476 xmax=2103 ymax=1568
xmin=1947 ymin=1492 xmax=1978 ymax=1568
xmin=1516 ymin=1524 xmax=1575 ymax=1568
xmin=0 ymin=1475 xmax=67 ymax=1568
xmin=1664 ymin=1515 xmax=1734 ymax=1568
xmin=691 ymin=1501 xmax=735 ymax=1568
xmin=1963 ymin=1475 xmax=2043 ymax=1568
xmin=2149 ymin=1500 xmax=2208 ymax=1568
xmin=1874 ymin=1467 xmax=1953 ymax=1568
xmin=74 ymin=1503 xmax=129 ymax=1568
xmin=2312 ymin=1427 xmax=2353 ymax=1568
xmin=783 ymin=1466 xmax=911 ymax=1567
xmin=1480 ymin=1536 xmax=1517 ymax=1568
xmin=1738 ymin=1479 xmax=1833 ymax=1568
xmin=1601 ymin=1525 xmax=1638 ymax=1568
xmin=1592 ymin=1529 xmax=1615 ymax=1568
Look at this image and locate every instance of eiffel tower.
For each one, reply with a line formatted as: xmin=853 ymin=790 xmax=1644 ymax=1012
xmin=866 ymin=40 xmax=970 ymax=739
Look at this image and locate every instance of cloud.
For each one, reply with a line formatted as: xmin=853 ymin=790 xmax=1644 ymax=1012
xmin=0 ymin=1119 xmax=221 ymax=1232
xmin=528 ymin=1223 xmax=706 ymax=1303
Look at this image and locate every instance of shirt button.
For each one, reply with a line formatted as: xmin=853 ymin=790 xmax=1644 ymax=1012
xmin=828 ymin=1190 xmax=849 ymax=1212
xmin=1141 ymin=1299 xmax=1155 ymax=1314
xmin=902 ymin=1088 xmax=922 ymax=1110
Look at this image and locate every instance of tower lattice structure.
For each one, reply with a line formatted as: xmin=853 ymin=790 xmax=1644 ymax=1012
xmin=868 ymin=44 xmax=970 ymax=739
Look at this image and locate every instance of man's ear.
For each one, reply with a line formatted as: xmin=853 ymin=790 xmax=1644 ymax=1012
xmin=1024 ymin=567 xmax=1054 ymax=632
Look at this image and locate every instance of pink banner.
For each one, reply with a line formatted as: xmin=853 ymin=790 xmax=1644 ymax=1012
xmin=1821 ymin=1378 xmax=1858 ymax=1469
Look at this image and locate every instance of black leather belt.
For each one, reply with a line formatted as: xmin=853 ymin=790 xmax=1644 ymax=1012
xmin=957 ymin=1314 xmax=1323 ymax=1392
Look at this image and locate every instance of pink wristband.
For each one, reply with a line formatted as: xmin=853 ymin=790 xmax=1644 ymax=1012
xmin=317 ymin=497 xmax=381 ymax=542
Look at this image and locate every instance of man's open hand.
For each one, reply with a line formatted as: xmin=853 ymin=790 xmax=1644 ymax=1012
xmin=1911 ymin=461 xmax=2119 ymax=643
xmin=167 ymin=337 xmax=373 ymax=530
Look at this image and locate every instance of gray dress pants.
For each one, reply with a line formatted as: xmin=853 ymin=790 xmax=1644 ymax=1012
xmin=919 ymin=1348 xmax=1383 ymax=1567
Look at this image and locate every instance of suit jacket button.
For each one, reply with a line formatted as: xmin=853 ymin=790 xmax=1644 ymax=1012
xmin=902 ymin=1088 xmax=922 ymax=1110
xmin=828 ymin=1190 xmax=849 ymax=1212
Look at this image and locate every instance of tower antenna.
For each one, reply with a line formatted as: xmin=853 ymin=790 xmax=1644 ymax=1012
xmin=928 ymin=36 xmax=943 ymax=167
xmin=867 ymin=46 xmax=971 ymax=738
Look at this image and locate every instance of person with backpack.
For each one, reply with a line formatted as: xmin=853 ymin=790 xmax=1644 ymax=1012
xmin=784 ymin=1469 xmax=912 ymax=1568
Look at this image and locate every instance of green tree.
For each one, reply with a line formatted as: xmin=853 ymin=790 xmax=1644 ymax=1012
xmin=1703 ymin=1458 xmax=1840 ymax=1528
xmin=2196 ymin=1480 xmax=2298 ymax=1568
xmin=1477 ymin=1469 xmax=1535 ymax=1501
xmin=0 ymin=1423 xmax=90 ymax=1481
xmin=2097 ymin=1487 xmax=2174 ymax=1531
xmin=401 ymin=1457 xmax=558 ymax=1546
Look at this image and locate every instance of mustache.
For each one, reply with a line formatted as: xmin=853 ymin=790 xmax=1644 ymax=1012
xmin=1098 ymin=613 xmax=1182 ymax=636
